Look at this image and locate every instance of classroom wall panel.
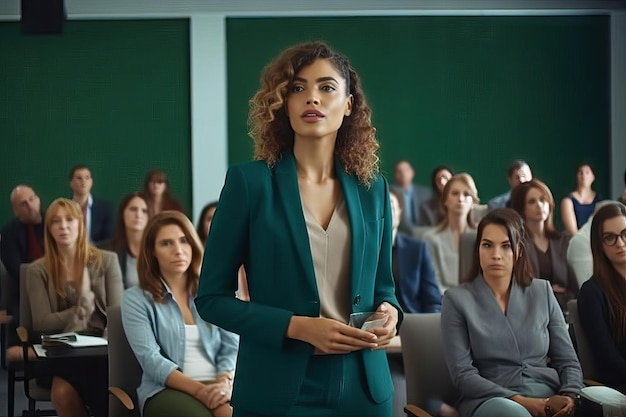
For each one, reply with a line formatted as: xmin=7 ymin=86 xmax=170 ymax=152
xmin=226 ymin=16 xmax=610 ymax=221
xmin=0 ymin=19 xmax=191 ymax=224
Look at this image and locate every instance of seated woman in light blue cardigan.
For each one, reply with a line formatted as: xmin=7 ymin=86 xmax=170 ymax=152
xmin=442 ymin=209 xmax=582 ymax=417
xmin=122 ymin=211 xmax=239 ymax=417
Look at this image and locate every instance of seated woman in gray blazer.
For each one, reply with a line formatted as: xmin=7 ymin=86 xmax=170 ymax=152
xmin=423 ymin=173 xmax=478 ymax=293
xmin=442 ymin=208 xmax=582 ymax=417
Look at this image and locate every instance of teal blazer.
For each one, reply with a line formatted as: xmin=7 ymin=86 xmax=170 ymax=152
xmin=195 ymin=153 xmax=402 ymax=415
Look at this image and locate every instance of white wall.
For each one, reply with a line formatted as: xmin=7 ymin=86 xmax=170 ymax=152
xmin=190 ymin=15 xmax=228 ymax=220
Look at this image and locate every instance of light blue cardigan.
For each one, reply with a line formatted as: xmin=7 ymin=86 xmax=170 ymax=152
xmin=122 ymin=282 xmax=239 ymax=415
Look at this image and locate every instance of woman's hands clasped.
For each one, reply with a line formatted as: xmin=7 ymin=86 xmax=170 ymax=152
xmin=287 ymin=302 xmax=399 ymax=354
xmin=195 ymin=377 xmax=233 ymax=416
xmin=511 ymin=394 xmax=576 ymax=417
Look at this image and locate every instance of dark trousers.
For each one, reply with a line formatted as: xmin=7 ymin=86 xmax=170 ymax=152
xmin=233 ymin=352 xmax=392 ymax=417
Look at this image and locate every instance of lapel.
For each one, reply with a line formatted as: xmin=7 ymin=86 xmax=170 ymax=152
xmin=524 ymin=238 xmax=540 ymax=274
xmin=274 ymin=154 xmax=318 ymax=297
xmin=335 ymin=160 xmax=365 ymax=294
xmin=273 ymin=153 xmax=367 ymax=298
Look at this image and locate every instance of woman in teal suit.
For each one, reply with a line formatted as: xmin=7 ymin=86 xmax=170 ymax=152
xmin=195 ymin=41 xmax=402 ymax=417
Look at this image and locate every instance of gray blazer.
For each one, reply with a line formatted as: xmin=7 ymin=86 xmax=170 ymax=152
xmin=423 ymin=227 xmax=477 ymax=292
xmin=442 ymin=275 xmax=583 ymax=417
xmin=25 ymin=250 xmax=123 ymax=333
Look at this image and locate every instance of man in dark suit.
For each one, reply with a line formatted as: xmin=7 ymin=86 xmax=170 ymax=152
xmin=389 ymin=191 xmax=442 ymax=313
xmin=390 ymin=160 xmax=433 ymax=231
xmin=1 ymin=184 xmax=45 ymax=317
xmin=69 ymin=164 xmax=114 ymax=244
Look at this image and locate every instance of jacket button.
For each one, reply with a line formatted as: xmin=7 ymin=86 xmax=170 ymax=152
xmin=353 ymin=295 xmax=360 ymax=305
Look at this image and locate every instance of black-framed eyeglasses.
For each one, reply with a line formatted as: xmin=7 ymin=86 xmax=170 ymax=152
xmin=601 ymin=229 xmax=626 ymax=246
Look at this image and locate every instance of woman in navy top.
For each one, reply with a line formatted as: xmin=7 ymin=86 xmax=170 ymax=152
xmin=578 ymin=202 xmax=626 ymax=393
xmin=561 ymin=162 xmax=600 ymax=235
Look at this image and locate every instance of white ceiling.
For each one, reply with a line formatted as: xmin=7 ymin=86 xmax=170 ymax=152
xmin=1 ymin=0 xmax=626 ymax=20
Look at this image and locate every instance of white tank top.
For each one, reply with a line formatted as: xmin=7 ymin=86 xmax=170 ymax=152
xmin=181 ymin=324 xmax=217 ymax=381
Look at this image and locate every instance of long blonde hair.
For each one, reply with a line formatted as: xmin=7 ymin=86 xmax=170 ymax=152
xmin=437 ymin=173 xmax=480 ymax=231
xmin=43 ymin=198 xmax=101 ymax=297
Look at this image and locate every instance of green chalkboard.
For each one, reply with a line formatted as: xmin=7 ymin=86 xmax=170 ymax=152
xmin=0 ymin=19 xmax=191 ymax=224
xmin=226 ymin=16 xmax=610 ymax=217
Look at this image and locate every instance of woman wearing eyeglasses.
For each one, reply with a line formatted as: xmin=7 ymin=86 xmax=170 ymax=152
xmin=577 ymin=202 xmax=626 ymax=393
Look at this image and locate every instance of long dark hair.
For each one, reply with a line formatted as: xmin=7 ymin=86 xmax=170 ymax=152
xmin=430 ymin=165 xmax=454 ymax=194
xmin=466 ymin=208 xmax=534 ymax=286
xmin=196 ymin=201 xmax=218 ymax=244
xmin=111 ymin=192 xmax=149 ymax=254
xmin=590 ymin=203 xmax=626 ymax=350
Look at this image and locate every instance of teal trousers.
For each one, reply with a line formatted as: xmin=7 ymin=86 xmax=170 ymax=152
xmin=233 ymin=352 xmax=392 ymax=417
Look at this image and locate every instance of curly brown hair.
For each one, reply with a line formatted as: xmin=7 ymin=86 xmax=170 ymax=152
xmin=248 ymin=41 xmax=379 ymax=186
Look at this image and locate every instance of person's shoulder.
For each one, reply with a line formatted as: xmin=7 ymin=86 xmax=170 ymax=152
xmin=24 ymin=258 xmax=46 ymax=277
xmin=396 ymin=232 xmax=427 ymax=250
xmin=123 ymin=284 xmax=152 ymax=306
xmin=526 ymin=277 xmax=552 ymax=295
xmin=488 ymin=192 xmax=508 ymax=208
xmin=96 ymin=239 xmax=114 ymax=251
xmin=443 ymin=282 xmax=473 ymax=303
xmin=92 ymin=196 xmax=112 ymax=206
xmin=98 ymin=249 xmax=118 ymax=263
xmin=1 ymin=217 xmax=21 ymax=235
xmin=230 ymin=159 xmax=271 ymax=174
xmin=225 ymin=160 xmax=274 ymax=185
xmin=579 ymin=276 xmax=602 ymax=295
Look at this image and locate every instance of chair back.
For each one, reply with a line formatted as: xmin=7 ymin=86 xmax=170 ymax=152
xmin=18 ymin=262 xmax=55 ymax=413
xmin=567 ymin=299 xmax=600 ymax=381
xmin=458 ymin=231 xmax=477 ymax=284
xmin=19 ymin=263 xmax=33 ymax=331
xmin=400 ymin=313 xmax=458 ymax=412
xmin=107 ymin=304 xmax=142 ymax=417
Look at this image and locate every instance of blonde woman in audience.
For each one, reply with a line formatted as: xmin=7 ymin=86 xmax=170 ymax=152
xmin=99 ymin=191 xmax=149 ymax=288
xmin=561 ymin=162 xmax=600 ymax=235
xmin=578 ymin=202 xmax=626 ymax=393
xmin=419 ymin=165 xmax=454 ymax=227
xmin=26 ymin=198 xmax=123 ymax=417
xmin=143 ymin=169 xmax=184 ymax=217
xmin=509 ymin=179 xmax=578 ymax=313
xmin=442 ymin=209 xmax=582 ymax=417
xmin=122 ymin=211 xmax=239 ymax=417
xmin=423 ymin=173 xmax=479 ymax=292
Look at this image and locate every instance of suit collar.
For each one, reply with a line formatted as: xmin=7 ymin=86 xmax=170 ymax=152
xmin=335 ymin=159 xmax=365 ymax=293
xmin=274 ymin=154 xmax=318 ymax=297
xmin=274 ymin=153 xmax=366 ymax=296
